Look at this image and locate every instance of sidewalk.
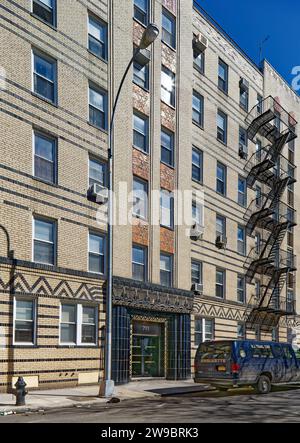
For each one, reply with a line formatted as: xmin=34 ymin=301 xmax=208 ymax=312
xmin=0 ymin=379 xmax=210 ymax=415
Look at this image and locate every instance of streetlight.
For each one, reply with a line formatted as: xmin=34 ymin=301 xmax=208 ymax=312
xmin=99 ymin=23 xmax=159 ymax=398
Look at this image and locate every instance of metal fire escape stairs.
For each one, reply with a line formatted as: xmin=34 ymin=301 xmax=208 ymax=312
xmin=243 ymin=96 xmax=298 ymax=332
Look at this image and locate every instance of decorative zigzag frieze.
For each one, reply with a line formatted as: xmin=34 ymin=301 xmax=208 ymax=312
xmin=193 ymin=301 xmax=245 ymax=321
xmin=0 ymin=272 xmax=103 ymax=301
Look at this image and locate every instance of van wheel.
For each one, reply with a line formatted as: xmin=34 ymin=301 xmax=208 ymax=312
xmin=256 ymin=375 xmax=271 ymax=394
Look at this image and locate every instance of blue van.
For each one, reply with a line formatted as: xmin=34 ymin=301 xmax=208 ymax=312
xmin=194 ymin=340 xmax=300 ymax=394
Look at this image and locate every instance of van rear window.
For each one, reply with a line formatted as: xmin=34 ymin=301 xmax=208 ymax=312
xmin=199 ymin=343 xmax=231 ymax=361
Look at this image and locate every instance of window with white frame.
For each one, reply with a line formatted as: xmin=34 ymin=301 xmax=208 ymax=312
xmin=192 ymin=91 xmax=204 ymax=127
xmin=193 ymin=48 xmax=205 ymax=74
xmin=160 ymin=253 xmax=173 ymax=287
xmin=237 ymin=225 xmax=246 ymax=255
xmin=34 ymin=131 xmax=56 ymax=184
xmin=161 ymin=127 xmax=174 ymax=167
xmin=88 ymin=15 xmax=108 ymax=61
xmin=195 ymin=317 xmax=214 ymax=346
xmin=192 ymin=147 xmax=203 ymax=182
xmin=88 ymin=232 xmax=105 ymax=274
xmin=162 ymin=8 xmax=176 ymax=49
xmin=32 ymin=0 xmax=56 ymax=26
xmin=160 ymin=189 xmax=174 ymax=229
xmin=14 ymin=298 xmax=35 ymax=344
xmin=216 ymin=268 xmax=225 ymax=299
xmin=132 ymin=245 xmax=148 ymax=282
xmin=33 ymin=50 xmax=56 ymax=103
xmin=89 ymin=85 xmax=107 ymax=130
xmin=133 ymin=0 xmax=149 ymax=25
xmin=237 ymin=274 xmax=246 ymax=303
xmin=133 ymin=112 xmax=149 ymax=152
xmin=60 ymin=303 xmax=97 ymax=345
xmin=133 ymin=177 xmax=148 ymax=219
xmin=238 ymin=176 xmax=247 ymax=207
xmin=89 ymin=158 xmax=106 ymax=187
xmin=33 ymin=217 xmax=56 ymax=265
xmin=217 ymin=110 xmax=227 ymax=144
xmin=133 ymin=61 xmax=149 ymax=90
xmin=216 ymin=214 xmax=226 ymax=238
xmin=191 ymin=260 xmax=202 ymax=285
xmin=161 ymin=66 xmax=175 ymax=107
xmin=192 ymin=201 xmax=203 ymax=226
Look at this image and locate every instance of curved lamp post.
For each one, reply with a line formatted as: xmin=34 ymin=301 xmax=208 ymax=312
xmin=100 ymin=23 xmax=159 ymax=398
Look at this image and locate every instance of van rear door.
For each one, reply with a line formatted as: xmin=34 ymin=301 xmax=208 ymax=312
xmin=195 ymin=342 xmax=232 ymax=379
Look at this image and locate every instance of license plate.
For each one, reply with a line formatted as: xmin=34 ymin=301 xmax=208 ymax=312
xmin=217 ymin=365 xmax=226 ymax=372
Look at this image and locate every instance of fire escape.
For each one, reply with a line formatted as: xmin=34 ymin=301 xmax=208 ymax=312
xmin=243 ymin=96 xmax=297 ymax=333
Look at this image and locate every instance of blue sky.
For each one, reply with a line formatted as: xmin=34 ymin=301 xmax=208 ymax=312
xmin=196 ymin=0 xmax=300 ymax=88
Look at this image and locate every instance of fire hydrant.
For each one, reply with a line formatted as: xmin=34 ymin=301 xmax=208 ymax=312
xmin=14 ymin=377 xmax=28 ymax=406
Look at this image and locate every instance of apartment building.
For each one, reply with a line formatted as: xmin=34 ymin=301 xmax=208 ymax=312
xmin=0 ymin=0 xmax=299 ymax=392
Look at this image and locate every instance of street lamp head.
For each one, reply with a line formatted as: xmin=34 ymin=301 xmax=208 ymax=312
xmin=139 ymin=23 xmax=159 ymax=50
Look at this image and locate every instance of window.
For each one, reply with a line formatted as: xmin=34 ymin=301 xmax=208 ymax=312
xmin=133 ymin=177 xmax=148 ymax=219
xmin=192 ymin=201 xmax=203 ymax=226
xmin=160 ymin=253 xmax=173 ymax=287
xmin=237 ymin=322 xmax=245 ymax=339
xmin=133 ymin=62 xmax=149 ymax=90
xmin=89 ymin=85 xmax=107 ymax=130
xmin=216 ymin=214 xmax=226 ymax=238
xmin=60 ymin=303 xmax=97 ymax=345
xmin=237 ymin=275 xmax=246 ymax=303
xmin=218 ymin=59 xmax=228 ymax=93
xmin=193 ymin=48 xmax=205 ymax=74
xmin=160 ymin=189 xmax=174 ymax=229
xmin=161 ymin=66 xmax=175 ymax=107
xmin=238 ymin=176 xmax=247 ymax=207
xmin=256 ymin=185 xmax=262 ymax=207
xmin=88 ymin=16 xmax=108 ymax=60
xmin=162 ymin=9 xmax=176 ymax=49
xmin=255 ymin=232 xmax=261 ymax=254
xmin=192 ymin=147 xmax=203 ymax=182
xmin=88 ymin=232 xmax=105 ymax=274
xmin=256 ymin=139 xmax=262 ymax=161
xmin=32 ymin=0 xmax=56 ymax=26
xmin=195 ymin=317 xmax=214 ymax=346
xmin=240 ymin=80 xmax=249 ymax=111
xmin=216 ymin=162 xmax=226 ymax=195
xmin=237 ymin=225 xmax=246 ymax=255
xmin=216 ymin=268 xmax=225 ymax=299
xmin=133 ymin=112 xmax=149 ymax=152
xmin=239 ymin=127 xmax=248 ymax=147
xmin=132 ymin=245 xmax=148 ymax=282
xmin=33 ymin=217 xmax=55 ymax=265
xmin=34 ymin=131 xmax=56 ymax=184
xmin=14 ymin=299 xmax=35 ymax=344
xmin=89 ymin=158 xmax=106 ymax=187
xmin=255 ymin=280 xmax=261 ymax=298
xmin=161 ymin=128 xmax=174 ymax=167
xmin=133 ymin=0 xmax=149 ymax=25
xmin=33 ymin=50 xmax=56 ymax=103
xmin=191 ymin=261 xmax=202 ymax=285
xmin=257 ymin=94 xmax=263 ymax=114
xmin=192 ymin=91 xmax=204 ymax=127
xmin=217 ymin=110 xmax=227 ymax=144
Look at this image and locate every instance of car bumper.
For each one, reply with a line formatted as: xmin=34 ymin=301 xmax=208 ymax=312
xmin=194 ymin=377 xmax=239 ymax=388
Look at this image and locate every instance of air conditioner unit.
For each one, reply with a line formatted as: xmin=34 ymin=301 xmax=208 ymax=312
xmin=216 ymin=235 xmax=227 ymax=249
xmin=190 ymin=223 xmax=204 ymax=241
xmin=193 ymin=33 xmax=208 ymax=53
xmin=191 ymin=283 xmax=203 ymax=295
xmin=88 ymin=183 xmax=108 ymax=204
xmin=133 ymin=48 xmax=151 ymax=67
xmin=239 ymin=143 xmax=248 ymax=159
xmin=239 ymin=78 xmax=249 ymax=90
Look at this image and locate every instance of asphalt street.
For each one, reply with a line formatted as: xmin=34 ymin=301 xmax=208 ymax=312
xmin=2 ymin=386 xmax=300 ymax=423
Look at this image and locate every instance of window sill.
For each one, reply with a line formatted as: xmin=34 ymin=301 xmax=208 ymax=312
xmin=133 ymin=17 xmax=148 ymax=29
xmin=87 ymin=49 xmax=108 ymax=64
xmin=31 ymin=92 xmax=58 ymax=108
xmin=192 ymin=178 xmax=203 ymax=186
xmin=32 ymin=176 xmax=58 ymax=187
xmin=193 ymin=64 xmax=205 ymax=75
xmin=33 ymin=260 xmax=55 ymax=267
xmin=87 ymin=121 xmax=108 ymax=135
xmin=132 ymin=214 xmax=148 ymax=223
xmin=216 ymin=191 xmax=227 ymax=198
xmin=132 ymin=145 xmax=149 ymax=155
xmin=161 ymin=100 xmax=176 ymax=111
xmin=192 ymin=121 xmax=204 ymax=131
xmin=218 ymin=87 xmax=229 ymax=97
xmin=132 ymin=80 xmax=150 ymax=94
xmin=160 ymin=160 xmax=175 ymax=170
xmin=239 ymin=104 xmax=248 ymax=113
xmin=216 ymin=138 xmax=227 ymax=147
xmin=13 ymin=343 xmax=36 ymax=347
xmin=160 ymin=224 xmax=174 ymax=232
xmin=161 ymin=40 xmax=176 ymax=53
xmin=30 ymin=13 xmax=57 ymax=31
